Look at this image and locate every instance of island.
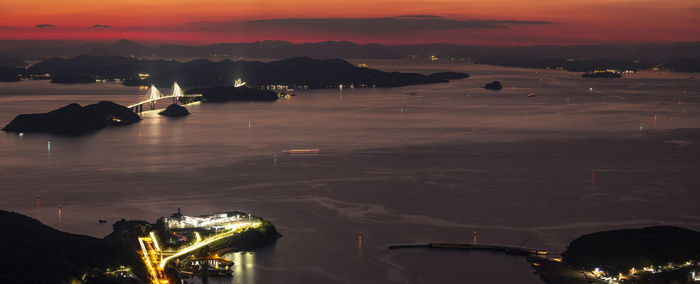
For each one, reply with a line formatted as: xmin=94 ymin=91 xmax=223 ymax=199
xmin=19 ymin=55 xmax=468 ymax=89
xmin=2 ymin=101 xmax=141 ymax=135
xmin=484 ymin=81 xmax=503 ymax=90
xmin=158 ymin=104 xmax=190 ymax=117
xmin=532 ymin=226 xmax=700 ymax=283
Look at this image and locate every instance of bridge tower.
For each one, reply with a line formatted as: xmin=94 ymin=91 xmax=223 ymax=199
xmin=172 ymin=82 xmax=184 ymax=104
xmin=147 ymin=85 xmax=162 ymax=110
xmin=148 ymin=84 xmax=162 ymax=101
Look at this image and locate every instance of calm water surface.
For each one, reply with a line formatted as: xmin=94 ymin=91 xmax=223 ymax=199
xmin=1 ymin=61 xmax=699 ymax=283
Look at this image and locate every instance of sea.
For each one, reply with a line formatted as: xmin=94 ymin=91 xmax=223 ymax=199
xmin=0 ymin=60 xmax=699 ymax=283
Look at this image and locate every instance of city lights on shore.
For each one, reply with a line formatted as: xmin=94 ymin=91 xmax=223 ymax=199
xmin=587 ymin=260 xmax=698 ymax=283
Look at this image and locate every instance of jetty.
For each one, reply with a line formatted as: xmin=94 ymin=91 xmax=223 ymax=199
xmin=387 ymin=242 xmax=548 ymax=256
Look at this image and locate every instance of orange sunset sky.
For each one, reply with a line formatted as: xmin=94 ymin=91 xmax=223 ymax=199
xmin=1 ymin=0 xmax=698 ymax=45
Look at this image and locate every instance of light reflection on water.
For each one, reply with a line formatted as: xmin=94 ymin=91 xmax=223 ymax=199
xmin=183 ymin=252 xmax=256 ymax=284
xmin=0 ymin=61 xmax=698 ymax=283
xmin=228 ymin=252 xmax=256 ymax=284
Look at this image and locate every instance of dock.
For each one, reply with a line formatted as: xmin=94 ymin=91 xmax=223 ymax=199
xmin=387 ymin=242 xmax=548 ymax=256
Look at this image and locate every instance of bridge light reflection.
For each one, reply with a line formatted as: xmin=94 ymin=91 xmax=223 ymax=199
xmin=226 ymin=251 xmax=256 ymax=284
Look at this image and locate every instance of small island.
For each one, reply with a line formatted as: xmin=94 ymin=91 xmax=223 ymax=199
xmin=484 ymin=81 xmax=503 ymax=90
xmin=158 ymin=104 xmax=190 ymax=117
xmin=2 ymin=101 xmax=141 ymax=135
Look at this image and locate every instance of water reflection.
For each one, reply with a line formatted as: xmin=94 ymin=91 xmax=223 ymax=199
xmin=225 ymin=252 xmax=256 ymax=284
xmin=35 ymin=193 xmax=40 ymax=220
xmin=183 ymin=252 xmax=255 ymax=284
xmin=358 ymin=231 xmax=363 ymax=258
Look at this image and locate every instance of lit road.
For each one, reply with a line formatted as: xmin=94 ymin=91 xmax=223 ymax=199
xmin=137 ymin=220 xmax=262 ymax=283
xmin=159 ymin=221 xmax=261 ymax=269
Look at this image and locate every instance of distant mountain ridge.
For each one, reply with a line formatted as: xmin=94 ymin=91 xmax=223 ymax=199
xmin=1 ymin=40 xmax=698 ymax=74
xmin=1 ymin=39 xmax=698 ymax=65
xmin=0 ymin=39 xmax=401 ymax=60
xmin=474 ymin=56 xmax=649 ymax=72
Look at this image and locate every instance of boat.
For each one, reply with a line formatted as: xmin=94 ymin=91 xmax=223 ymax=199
xmin=282 ymin=149 xmax=320 ymax=155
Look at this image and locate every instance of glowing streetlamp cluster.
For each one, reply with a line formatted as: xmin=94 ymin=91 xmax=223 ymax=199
xmin=163 ymin=212 xmax=250 ymax=230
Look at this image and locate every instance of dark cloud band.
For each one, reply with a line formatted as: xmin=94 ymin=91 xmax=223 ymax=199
xmin=240 ymin=17 xmax=552 ymax=33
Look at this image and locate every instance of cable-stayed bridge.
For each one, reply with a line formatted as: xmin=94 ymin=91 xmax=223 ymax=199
xmin=128 ymin=82 xmax=201 ymax=112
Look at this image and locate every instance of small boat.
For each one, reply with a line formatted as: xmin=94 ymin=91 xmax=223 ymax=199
xmin=282 ymin=149 xmax=320 ymax=155
xmin=99 ymin=219 xmax=107 ymax=223
xmin=528 ymin=93 xmax=536 ymax=97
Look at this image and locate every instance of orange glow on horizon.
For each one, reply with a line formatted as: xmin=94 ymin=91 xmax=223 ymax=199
xmin=0 ymin=0 xmax=698 ymax=44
